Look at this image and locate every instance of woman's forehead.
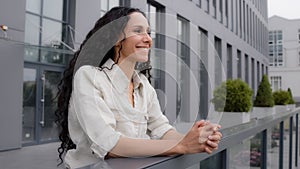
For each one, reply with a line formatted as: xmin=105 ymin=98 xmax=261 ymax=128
xmin=127 ymin=12 xmax=149 ymax=28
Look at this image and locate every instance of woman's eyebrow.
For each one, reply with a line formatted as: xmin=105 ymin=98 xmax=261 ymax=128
xmin=131 ymin=25 xmax=150 ymax=30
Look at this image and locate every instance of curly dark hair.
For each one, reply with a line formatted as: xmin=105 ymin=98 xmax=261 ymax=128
xmin=55 ymin=6 xmax=152 ymax=166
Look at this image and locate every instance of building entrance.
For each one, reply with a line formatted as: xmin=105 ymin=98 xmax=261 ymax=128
xmin=22 ymin=63 xmax=64 ymax=145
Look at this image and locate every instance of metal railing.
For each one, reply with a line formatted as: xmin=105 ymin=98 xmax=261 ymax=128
xmin=85 ymin=107 xmax=300 ymax=169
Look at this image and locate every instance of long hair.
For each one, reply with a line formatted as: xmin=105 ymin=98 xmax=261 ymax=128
xmin=55 ymin=6 xmax=152 ymax=165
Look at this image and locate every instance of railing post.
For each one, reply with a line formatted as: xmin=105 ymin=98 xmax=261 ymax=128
xmin=296 ymin=113 xmax=299 ymax=167
xmin=279 ymin=121 xmax=284 ymax=169
xmin=261 ymin=130 xmax=267 ymax=169
xmin=289 ymin=116 xmax=293 ymax=169
xmin=224 ymin=149 xmax=229 ymax=169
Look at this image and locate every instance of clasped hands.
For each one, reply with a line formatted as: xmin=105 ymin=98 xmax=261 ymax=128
xmin=178 ymin=120 xmax=222 ymax=154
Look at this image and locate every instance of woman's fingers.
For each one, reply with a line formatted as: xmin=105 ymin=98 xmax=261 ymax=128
xmin=206 ymin=140 xmax=219 ymax=148
xmin=208 ymin=132 xmax=222 ymax=141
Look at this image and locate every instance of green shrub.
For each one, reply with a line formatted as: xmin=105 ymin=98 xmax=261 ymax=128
xmin=212 ymin=79 xmax=252 ymax=112
xmin=253 ymin=75 xmax=274 ymax=107
xmin=287 ymin=88 xmax=295 ymax=104
xmin=273 ymin=90 xmax=290 ymax=105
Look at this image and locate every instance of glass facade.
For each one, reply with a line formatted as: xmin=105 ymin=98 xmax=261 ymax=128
xmin=23 ymin=0 xmax=72 ymax=145
xmin=25 ymin=0 xmax=73 ymax=64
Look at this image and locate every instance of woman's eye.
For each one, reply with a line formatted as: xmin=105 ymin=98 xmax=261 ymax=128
xmin=134 ymin=29 xmax=142 ymax=33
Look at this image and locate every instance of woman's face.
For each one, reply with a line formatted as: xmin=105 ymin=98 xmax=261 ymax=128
xmin=115 ymin=12 xmax=152 ymax=63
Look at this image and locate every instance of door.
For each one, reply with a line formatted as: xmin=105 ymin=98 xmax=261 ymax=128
xmin=22 ymin=64 xmax=63 ymax=145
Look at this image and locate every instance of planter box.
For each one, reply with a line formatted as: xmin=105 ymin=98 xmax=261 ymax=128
xmin=287 ymin=104 xmax=296 ymax=111
xmin=251 ymin=107 xmax=275 ymax=119
xmin=210 ymin=112 xmax=250 ymax=129
xmin=274 ymin=105 xmax=289 ymax=113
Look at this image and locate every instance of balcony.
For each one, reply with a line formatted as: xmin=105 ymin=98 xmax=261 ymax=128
xmin=86 ymin=107 xmax=300 ymax=169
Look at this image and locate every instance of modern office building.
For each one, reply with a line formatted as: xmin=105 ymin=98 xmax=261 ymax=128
xmin=4 ymin=1 xmax=299 ymax=169
xmin=268 ymin=15 xmax=300 ymax=106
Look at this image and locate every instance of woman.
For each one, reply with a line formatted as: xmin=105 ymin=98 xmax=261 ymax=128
xmin=56 ymin=7 xmax=222 ymax=169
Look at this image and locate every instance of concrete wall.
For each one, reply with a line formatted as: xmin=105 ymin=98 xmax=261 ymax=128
xmin=0 ymin=0 xmax=26 ymax=151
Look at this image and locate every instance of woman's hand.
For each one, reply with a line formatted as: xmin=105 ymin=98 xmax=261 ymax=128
xmin=177 ymin=120 xmax=222 ymax=154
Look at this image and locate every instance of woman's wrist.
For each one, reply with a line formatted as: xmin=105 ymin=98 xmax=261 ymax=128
xmin=174 ymin=141 xmax=186 ymax=154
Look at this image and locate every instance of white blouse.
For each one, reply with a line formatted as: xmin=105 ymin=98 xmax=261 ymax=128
xmin=64 ymin=59 xmax=174 ymax=168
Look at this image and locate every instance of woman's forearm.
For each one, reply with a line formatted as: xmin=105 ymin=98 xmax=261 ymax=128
xmin=161 ymin=129 xmax=184 ymax=140
xmin=108 ymin=136 xmax=183 ymax=158
xmin=107 ymin=121 xmax=222 ymax=158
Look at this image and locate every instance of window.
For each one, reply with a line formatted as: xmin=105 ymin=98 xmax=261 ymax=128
xmin=146 ymin=2 xmax=165 ymax=91
xmin=257 ymin=61 xmax=260 ymax=87
xmin=196 ymin=0 xmax=201 ymax=7
xmin=225 ymin=0 xmax=228 ymax=27
xmin=100 ymin=0 xmax=119 ymax=16
xmin=198 ymin=27 xmax=209 ymax=119
xmin=251 ymin=58 xmax=255 ymax=91
xmin=270 ymin=76 xmax=282 ymax=91
xmin=235 ymin=0 xmax=238 ymax=35
xmin=177 ymin=16 xmax=190 ymax=119
xmin=243 ymin=0 xmax=245 ymax=40
xmin=219 ymin=0 xmax=223 ymax=23
xmin=213 ymin=0 xmax=217 ymax=18
xmin=203 ymin=0 xmax=209 ymax=13
xmin=245 ymin=54 xmax=249 ymax=84
xmin=227 ymin=44 xmax=233 ymax=79
xmin=214 ymin=36 xmax=222 ymax=85
xmin=299 ymin=50 xmax=300 ymax=65
xmin=237 ymin=49 xmax=242 ymax=79
xmin=239 ymin=0 xmax=242 ymax=38
xmin=269 ymin=30 xmax=284 ymax=67
xmin=298 ymin=28 xmax=300 ymax=43
xmin=24 ymin=0 xmax=73 ymax=65
xmin=231 ymin=0 xmax=234 ymax=31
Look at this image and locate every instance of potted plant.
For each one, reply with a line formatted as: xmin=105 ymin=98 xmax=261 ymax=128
xmin=211 ymin=79 xmax=252 ymax=128
xmin=287 ymin=88 xmax=296 ymax=110
xmin=273 ymin=90 xmax=291 ymax=113
xmin=252 ymin=75 xmax=275 ymax=119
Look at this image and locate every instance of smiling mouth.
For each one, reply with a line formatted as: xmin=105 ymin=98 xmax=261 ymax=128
xmin=136 ymin=47 xmax=150 ymax=51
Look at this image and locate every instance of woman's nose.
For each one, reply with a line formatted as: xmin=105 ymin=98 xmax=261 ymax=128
xmin=143 ymin=33 xmax=152 ymax=45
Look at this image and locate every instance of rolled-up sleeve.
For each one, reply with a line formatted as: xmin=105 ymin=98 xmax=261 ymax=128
xmin=146 ymin=85 xmax=174 ymax=139
xmin=72 ymin=66 xmax=121 ymax=158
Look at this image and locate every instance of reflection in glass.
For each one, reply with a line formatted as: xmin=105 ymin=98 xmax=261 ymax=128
xmin=24 ymin=46 xmax=39 ymax=62
xmin=22 ymin=68 xmax=37 ymax=143
xmin=250 ymin=133 xmax=262 ymax=168
xmin=40 ymin=48 xmax=71 ymax=65
xmin=24 ymin=14 xmax=40 ymax=46
xmin=41 ymin=19 xmax=62 ymax=47
xmin=40 ymin=71 xmax=61 ymax=141
xmin=200 ymin=152 xmax=223 ymax=169
xmin=267 ymin=125 xmax=280 ymax=169
xmin=230 ymin=133 xmax=263 ymax=169
xmin=43 ymin=0 xmax=63 ymax=20
xmin=26 ymin=0 xmax=41 ymax=14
